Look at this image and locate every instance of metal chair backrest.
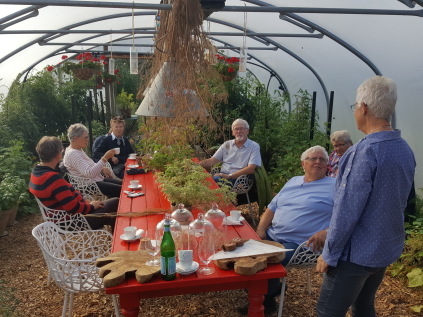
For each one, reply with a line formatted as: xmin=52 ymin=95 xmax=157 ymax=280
xmin=287 ymin=241 xmax=321 ymax=268
xmin=34 ymin=196 xmax=92 ymax=231
xmin=67 ymin=174 xmax=107 ymax=201
xmin=32 ymin=222 xmax=118 ymax=317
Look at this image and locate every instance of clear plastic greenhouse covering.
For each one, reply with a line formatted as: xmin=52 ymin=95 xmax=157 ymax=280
xmin=0 ymin=0 xmax=422 ymax=189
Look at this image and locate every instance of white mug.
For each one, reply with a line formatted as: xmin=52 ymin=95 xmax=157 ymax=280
xmin=114 ymin=147 xmax=120 ymax=155
xmin=130 ymin=180 xmax=139 ymax=187
xmin=124 ymin=226 xmax=137 ymax=239
xmin=178 ymin=250 xmax=193 ymax=270
xmin=230 ymin=210 xmax=241 ymax=221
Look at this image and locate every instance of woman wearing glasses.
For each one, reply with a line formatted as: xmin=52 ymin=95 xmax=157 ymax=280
xmin=239 ymin=145 xmax=336 ymax=315
xmin=327 ymin=130 xmax=353 ymax=178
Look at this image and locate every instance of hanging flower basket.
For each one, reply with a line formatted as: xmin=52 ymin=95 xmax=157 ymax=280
xmin=221 ymin=72 xmax=237 ymax=82
xmin=71 ymin=67 xmax=96 ymax=80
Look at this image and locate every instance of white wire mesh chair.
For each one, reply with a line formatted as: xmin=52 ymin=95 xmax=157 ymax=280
xmin=34 ymin=196 xmax=92 ymax=231
xmin=101 ymin=162 xmax=121 ymax=180
xmin=211 ymin=166 xmax=255 ymax=225
xmin=32 ymin=222 xmax=120 ymax=317
xmin=67 ymin=174 xmax=107 ymax=202
xmin=278 ymin=241 xmax=322 ymax=317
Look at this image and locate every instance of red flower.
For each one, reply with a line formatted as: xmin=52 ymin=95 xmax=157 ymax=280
xmin=228 ymin=67 xmax=235 ymax=73
xmin=100 ymin=55 xmax=106 ymax=60
xmin=61 ymin=55 xmax=68 ymax=60
xmin=114 ymin=69 xmax=119 ymax=75
xmin=76 ymin=54 xmax=83 ymax=60
xmin=46 ymin=65 xmax=54 ymax=72
xmin=103 ymin=61 xmax=108 ymax=65
xmin=97 ymin=84 xmax=102 ymax=89
xmin=93 ymin=58 xmax=100 ymax=62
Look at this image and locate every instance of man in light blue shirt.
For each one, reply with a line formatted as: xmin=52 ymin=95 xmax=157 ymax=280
xmin=200 ymin=118 xmax=261 ymax=183
xmin=316 ymin=76 xmax=415 ymax=317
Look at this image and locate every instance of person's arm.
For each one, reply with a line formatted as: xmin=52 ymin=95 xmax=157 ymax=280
xmin=199 ymin=157 xmax=220 ymax=170
xmin=67 ymin=149 xmax=111 ymax=179
xmin=215 ymin=163 xmax=257 ymax=179
xmin=256 ymin=208 xmax=275 ymax=239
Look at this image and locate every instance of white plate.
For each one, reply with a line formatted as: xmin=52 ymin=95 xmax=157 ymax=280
xmin=128 ymin=164 xmax=139 ymax=168
xmin=120 ymin=231 xmax=143 ymax=242
xmin=223 ymin=216 xmax=245 ymax=225
xmin=128 ymin=184 xmax=142 ymax=189
xmin=176 ymin=261 xmax=199 ymax=275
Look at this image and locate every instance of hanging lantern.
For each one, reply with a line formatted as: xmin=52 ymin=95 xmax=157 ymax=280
xmin=239 ymin=47 xmax=247 ymax=73
xmin=108 ymin=58 xmax=115 ymax=75
xmin=130 ymin=47 xmax=138 ymax=74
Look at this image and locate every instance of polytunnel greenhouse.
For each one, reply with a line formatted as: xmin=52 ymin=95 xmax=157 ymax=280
xmin=0 ymin=1 xmax=422 ymax=316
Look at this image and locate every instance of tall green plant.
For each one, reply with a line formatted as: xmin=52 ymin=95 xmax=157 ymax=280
xmin=0 ymin=140 xmax=33 ymax=182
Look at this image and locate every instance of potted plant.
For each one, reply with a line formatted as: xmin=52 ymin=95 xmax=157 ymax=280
xmin=116 ymin=89 xmax=135 ymax=118
xmin=213 ymin=53 xmax=240 ymax=81
xmin=0 ymin=174 xmax=27 ymax=236
xmin=155 ymin=158 xmax=236 ymax=209
xmin=47 ymin=53 xmax=105 ymax=80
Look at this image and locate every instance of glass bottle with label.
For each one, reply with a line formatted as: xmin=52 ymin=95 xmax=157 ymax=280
xmin=160 ymin=213 xmax=176 ymax=281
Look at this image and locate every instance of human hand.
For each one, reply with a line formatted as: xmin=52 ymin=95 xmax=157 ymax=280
xmin=102 ymin=166 xmax=113 ymax=178
xmin=316 ymin=255 xmax=329 ymax=273
xmin=91 ymin=200 xmax=105 ymax=209
xmin=306 ymin=230 xmax=327 ymax=252
xmin=111 ymin=157 xmax=119 ymax=164
xmin=103 ymin=149 xmax=116 ymax=161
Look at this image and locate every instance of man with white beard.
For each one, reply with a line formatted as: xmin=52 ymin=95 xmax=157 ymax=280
xmin=200 ymin=118 xmax=261 ymax=184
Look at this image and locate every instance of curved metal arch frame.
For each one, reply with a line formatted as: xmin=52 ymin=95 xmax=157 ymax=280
xmin=207 ymin=17 xmax=330 ymax=108
xmin=208 ymin=36 xmax=292 ymax=111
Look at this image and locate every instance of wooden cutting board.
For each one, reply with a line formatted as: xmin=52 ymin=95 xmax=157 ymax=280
xmin=214 ymin=240 xmax=286 ymax=275
xmin=96 ymin=250 xmax=161 ymax=288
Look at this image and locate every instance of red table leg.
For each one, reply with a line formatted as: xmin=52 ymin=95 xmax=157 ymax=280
xmin=247 ymin=280 xmax=266 ymax=317
xmin=119 ymin=293 xmax=140 ymax=317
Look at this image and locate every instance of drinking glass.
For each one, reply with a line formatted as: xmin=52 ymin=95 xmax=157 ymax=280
xmin=198 ymin=238 xmax=215 ymax=275
xmin=145 ymin=230 xmax=160 ymax=266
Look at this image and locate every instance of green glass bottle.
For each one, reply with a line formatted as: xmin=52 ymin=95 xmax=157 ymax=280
xmin=160 ymin=213 xmax=176 ymax=281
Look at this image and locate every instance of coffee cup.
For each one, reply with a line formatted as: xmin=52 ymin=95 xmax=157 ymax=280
xmin=124 ymin=226 xmax=137 ymax=239
xmin=114 ymin=147 xmax=120 ymax=155
xmin=178 ymin=250 xmax=193 ymax=271
xmin=230 ymin=210 xmax=241 ymax=222
xmin=130 ymin=180 xmax=139 ymax=187
xmin=129 ymin=153 xmax=137 ymax=160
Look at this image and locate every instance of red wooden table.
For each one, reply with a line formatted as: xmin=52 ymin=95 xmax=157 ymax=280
xmin=106 ymin=161 xmax=286 ymax=317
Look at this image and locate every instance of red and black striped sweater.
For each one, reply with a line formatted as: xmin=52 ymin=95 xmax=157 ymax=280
xmin=29 ymin=165 xmax=94 ymax=215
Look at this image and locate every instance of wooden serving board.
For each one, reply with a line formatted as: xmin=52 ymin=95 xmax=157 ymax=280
xmin=96 ymin=250 xmax=161 ymax=288
xmin=214 ymin=240 xmax=286 ymax=275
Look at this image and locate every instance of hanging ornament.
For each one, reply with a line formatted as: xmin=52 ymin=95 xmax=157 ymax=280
xmin=130 ymin=3 xmax=139 ymax=74
xmin=239 ymin=10 xmax=248 ymax=73
xmin=109 ymin=32 xmax=115 ymax=75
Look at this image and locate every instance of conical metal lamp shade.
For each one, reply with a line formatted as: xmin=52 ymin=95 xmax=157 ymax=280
xmin=135 ymin=62 xmax=202 ymax=117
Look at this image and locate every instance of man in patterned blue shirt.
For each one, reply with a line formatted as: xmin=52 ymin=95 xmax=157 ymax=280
xmin=316 ymin=76 xmax=415 ymax=317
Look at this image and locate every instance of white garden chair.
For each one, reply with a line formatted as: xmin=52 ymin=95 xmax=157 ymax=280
xmin=278 ymin=241 xmax=322 ymax=317
xmin=211 ymin=166 xmax=255 ymax=225
xmin=67 ymin=174 xmax=107 ymax=202
xmin=34 ymin=196 xmax=92 ymax=231
xmin=32 ymin=222 xmax=120 ymax=317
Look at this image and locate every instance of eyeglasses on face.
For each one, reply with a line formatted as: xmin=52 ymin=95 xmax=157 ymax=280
xmin=233 ymin=127 xmax=247 ymax=131
xmin=350 ymin=103 xmax=358 ymax=112
xmin=333 ymin=143 xmax=347 ymax=149
xmin=305 ymin=156 xmax=328 ymax=163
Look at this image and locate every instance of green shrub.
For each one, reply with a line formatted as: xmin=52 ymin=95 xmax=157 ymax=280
xmin=0 ymin=279 xmax=19 ymax=317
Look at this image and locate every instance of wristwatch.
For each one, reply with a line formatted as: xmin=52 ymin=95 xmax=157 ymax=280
xmin=228 ymin=173 xmax=233 ymax=179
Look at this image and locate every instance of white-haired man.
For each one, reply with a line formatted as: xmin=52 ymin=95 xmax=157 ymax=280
xmin=316 ymin=76 xmax=415 ymax=316
xmin=200 ymin=118 xmax=261 ymax=184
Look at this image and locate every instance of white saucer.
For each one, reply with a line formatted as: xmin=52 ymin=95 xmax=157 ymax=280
xmin=224 ymin=215 xmax=245 ymax=225
xmin=128 ymin=184 xmax=142 ymax=189
xmin=176 ymin=261 xmax=199 ymax=275
xmin=128 ymin=164 xmax=139 ymax=168
xmin=120 ymin=232 xmax=142 ymax=242
xmin=128 ymin=156 xmax=137 ymax=160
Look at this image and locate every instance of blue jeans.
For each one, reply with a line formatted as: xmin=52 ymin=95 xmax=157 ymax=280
xmin=317 ymin=260 xmax=386 ymax=317
xmin=266 ymin=233 xmax=299 ymax=297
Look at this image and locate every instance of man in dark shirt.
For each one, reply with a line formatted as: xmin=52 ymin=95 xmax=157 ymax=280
xmin=93 ymin=116 xmax=134 ymax=178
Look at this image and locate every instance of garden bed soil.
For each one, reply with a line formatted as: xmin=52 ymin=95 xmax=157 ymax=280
xmin=0 ymin=206 xmax=421 ymax=317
